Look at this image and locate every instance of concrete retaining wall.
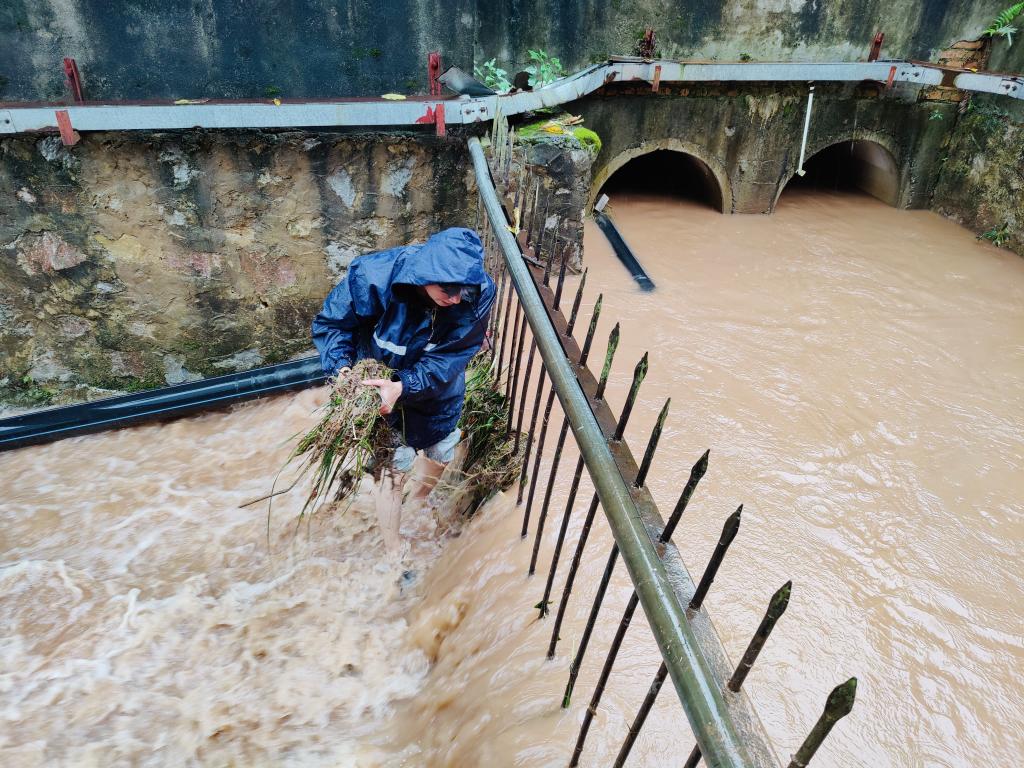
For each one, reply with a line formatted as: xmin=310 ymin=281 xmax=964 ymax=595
xmin=0 ymin=0 xmax=999 ymax=101
xmin=0 ymin=130 xmax=474 ymax=408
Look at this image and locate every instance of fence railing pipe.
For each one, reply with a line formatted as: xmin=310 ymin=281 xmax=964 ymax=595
xmin=469 ymin=136 xmax=750 ymax=768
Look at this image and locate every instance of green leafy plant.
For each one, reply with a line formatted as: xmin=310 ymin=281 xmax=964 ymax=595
xmin=525 ymin=49 xmax=565 ymax=88
xmin=929 ymin=110 xmax=944 ymax=121
xmin=474 ymin=58 xmax=512 ymax=93
xmin=984 ymin=2 xmax=1024 ymax=45
xmin=979 ymin=223 xmax=1012 ymax=246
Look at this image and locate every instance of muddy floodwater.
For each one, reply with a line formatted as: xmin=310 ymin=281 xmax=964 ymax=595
xmin=2 ymin=188 xmax=1023 ymax=767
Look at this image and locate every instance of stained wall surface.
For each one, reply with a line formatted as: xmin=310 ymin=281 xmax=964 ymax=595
xmin=0 ymin=0 xmax=998 ymax=101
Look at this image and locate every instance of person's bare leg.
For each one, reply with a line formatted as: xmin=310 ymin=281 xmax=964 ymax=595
xmin=374 ymin=468 xmax=406 ymax=554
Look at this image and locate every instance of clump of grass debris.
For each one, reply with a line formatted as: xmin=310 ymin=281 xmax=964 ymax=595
xmin=279 ymin=359 xmax=396 ymax=522
xmin=448 ymin=353 xmax=525 ymax=509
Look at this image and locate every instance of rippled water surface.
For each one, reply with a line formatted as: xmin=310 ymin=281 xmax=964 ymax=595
xmin=2 ymin=189 xmax=1023 ymax=767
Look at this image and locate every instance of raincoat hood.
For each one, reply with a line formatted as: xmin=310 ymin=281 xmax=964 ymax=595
xmin=390 ymin=228 xmax=487 ymax=291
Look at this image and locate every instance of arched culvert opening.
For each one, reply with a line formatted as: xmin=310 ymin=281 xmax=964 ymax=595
xmin=597 ymin=150 xmax=725 ymax=212
xmin=779 ymin=140 xmax=900 ymax=207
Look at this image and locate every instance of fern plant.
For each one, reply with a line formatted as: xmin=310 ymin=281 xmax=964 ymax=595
xmin=984 ymin=2 xmax=1024 ymax=45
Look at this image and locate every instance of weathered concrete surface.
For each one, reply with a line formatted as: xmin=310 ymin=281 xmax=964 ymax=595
xmin=574 ymin=82 xmax=954 ymax=214
xmin=0 ymin=0 xmax=1001 ymax=101
xmin=0 ymin=0 xmax=475 ymax=101
xmin=0 ymin=131 xmax=475 ymax=407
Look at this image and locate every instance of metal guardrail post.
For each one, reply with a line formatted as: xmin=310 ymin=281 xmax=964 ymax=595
xmin=468 ymin=136 xmax=751 ymax=768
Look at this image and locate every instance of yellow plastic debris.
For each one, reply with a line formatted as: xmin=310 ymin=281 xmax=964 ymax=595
xmin=273 ymin=98 xmax=282 ymax=106
xmin=381 ymin=93 xmax=407 ymax=100
xmin=543 ymin=122 xmax=564 ymax=134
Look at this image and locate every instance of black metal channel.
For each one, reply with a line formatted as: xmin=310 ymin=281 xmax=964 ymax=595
xmin=0 ymin=356 xmax=325 ymax=451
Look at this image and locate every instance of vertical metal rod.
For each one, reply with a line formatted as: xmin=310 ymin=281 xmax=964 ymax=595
xmin=595 ymin=452 xmax=712 ymax=768
xmin=547 ymin=491 xmax=600 ymax=658
xmin=540 ymin=204 xmax=555 ymax=287
xmin=689 ymin=506 xmax=742 ymax=612
xmin=788 ymin=679 xmax=858 ymax=768
xmin=613 ymin=352 xmax=649 ymax=441
xmin=512 ymin=338 xmax=538 ymax=456
xmin=553 ymin=244 xmax=569 ymax=311
xmin=684 ymin=582 xmax=793 ymax=767
xmin=529 ymin=181 xmax=542 ymax=247
xmin=565 ymin=268 xmax=588 ymax=337
xmin=563 ymin=542 xmax=619 ymax=710
xmin=526 ymin=391 xmax=563 ymax=573
xmin=493 ymin=271 xmax=516 ymax=383
xmin=729 ymin=581 xmax=792 ymax=692
xmin=506 ymin=319 xmax=530 ymax=440
xmin=612 ymin=663 xmax=669 ymax=768
xmin=635 ymin=399 xmax=670 ymax=488
xmin=533 ymin=189 xmax=548 ymax=254
xmin=661 ymin=449 xmax=710 ymax=544
xmin=520 ymin=369 xmax=553 ymax=530
xmin=682 ymin=744 xmax=702 ymax=768
xmin=594 ymin=323 xmax=620 ymax=401
xmin=538 ymin=451 xmax=584 ymax=619
xmin=517 ymin=362 xmax=548 ymax=511
xmin=488 ymin=265 xmax=508 ymax=360
xmin=563 ymin=400 xmax=670 ymax=721
xmin=578 ymin=295 xmax=604 ymax=368
xmin=503 ymin=301 xmax=523 ymax=399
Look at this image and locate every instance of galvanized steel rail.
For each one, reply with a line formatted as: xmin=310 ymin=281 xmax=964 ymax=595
xmin=2 ymin=57 xmax=1021 ymax=136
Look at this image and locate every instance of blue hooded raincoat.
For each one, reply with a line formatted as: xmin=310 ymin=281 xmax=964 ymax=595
xmin=312 ymin=228 xmax=496 ymax=450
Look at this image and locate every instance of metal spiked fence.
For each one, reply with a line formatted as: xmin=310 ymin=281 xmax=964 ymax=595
xmin=468 ymin=113 xmax=856 ymax=768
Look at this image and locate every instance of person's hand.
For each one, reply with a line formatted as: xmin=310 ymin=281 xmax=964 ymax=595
xmin=362 ymin=378 xmax=403 ymax=415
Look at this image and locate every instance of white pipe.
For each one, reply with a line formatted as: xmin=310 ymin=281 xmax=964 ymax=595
xmin=796 ymin=85 xmax=815 ymax=177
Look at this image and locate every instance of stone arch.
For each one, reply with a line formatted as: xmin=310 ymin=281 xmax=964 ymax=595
xmin=590 ymin=139 xmax=733 ymax=214
xmin=773 ymin=133 xmax=903 ymax=210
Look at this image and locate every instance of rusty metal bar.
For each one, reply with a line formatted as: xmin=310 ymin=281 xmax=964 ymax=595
xmin=528 ymin=407 xmax=567 ymax=575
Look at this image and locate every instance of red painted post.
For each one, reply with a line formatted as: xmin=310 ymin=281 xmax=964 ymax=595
xmin=55 ymin=110 xmax=79 ymax=146
xmin=428 ymin=52 xmax=442 ymax=96
xmin=651 ymin=64 xmax=662 ymax=93
xmin=435 ymin=102 xmax=446 ymax=136
xmin=63 ymin=57 xmax=84 ymax=102
xmin=869 ymin=32 xmax=884 ymax=62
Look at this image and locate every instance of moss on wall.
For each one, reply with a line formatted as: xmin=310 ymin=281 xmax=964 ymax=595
xmin=932 ymin=97 xmax=1024 ymax=257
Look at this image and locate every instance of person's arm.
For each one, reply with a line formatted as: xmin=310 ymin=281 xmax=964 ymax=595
xmin=395 ymin=308 xmax=490 ymax=404
xmin=311 ymin=277 xmax=362 ymax=376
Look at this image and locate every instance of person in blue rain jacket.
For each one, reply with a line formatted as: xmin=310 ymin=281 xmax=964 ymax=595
xmin=312 ymin=227 xmax=496 ymax=470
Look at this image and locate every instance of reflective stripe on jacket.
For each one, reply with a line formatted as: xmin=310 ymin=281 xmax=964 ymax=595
xmin=311 ymin=227 xmax=496 ymax=449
